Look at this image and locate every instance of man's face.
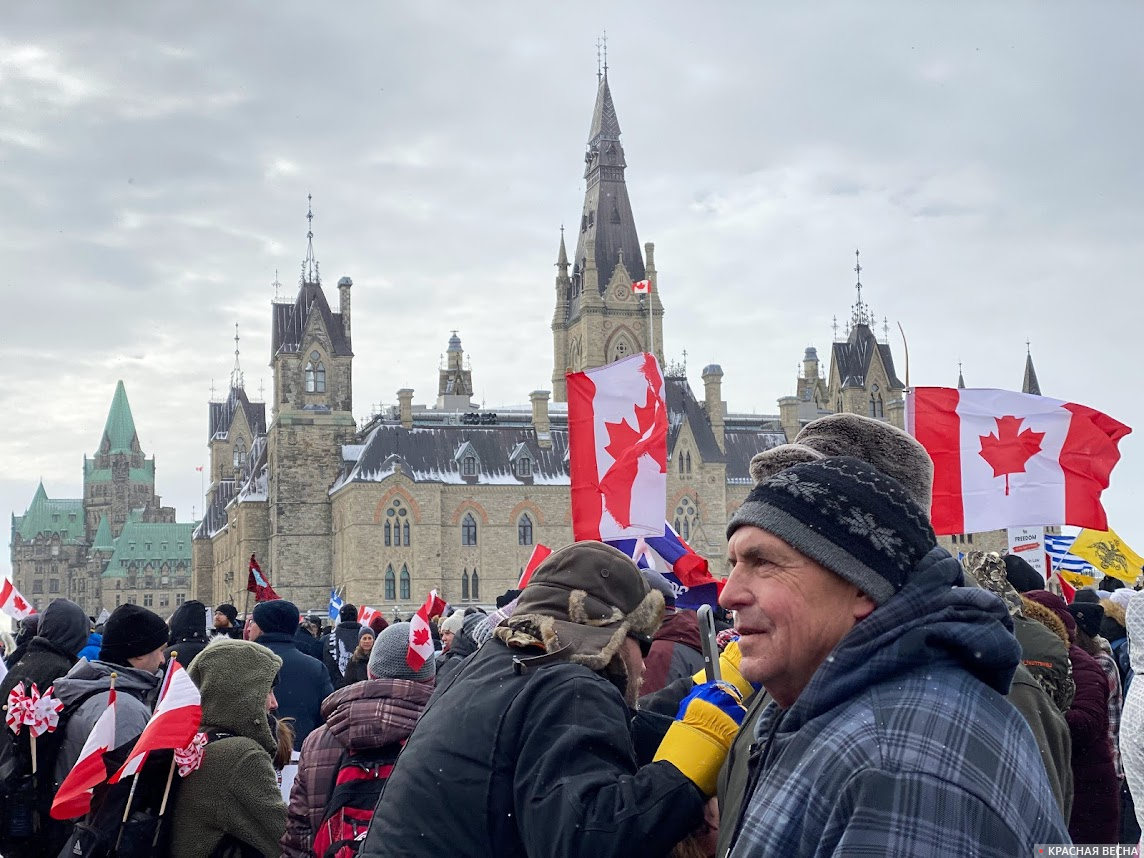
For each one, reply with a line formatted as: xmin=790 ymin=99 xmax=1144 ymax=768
xmin=719 ymin=526 xmax=875 ymax=708
xmin=128 ymin=645 xmax=167 ymax=674
xmin=213 ymin=611 xmax=230 ymax=629
xmin=246 ymin=620 xmax=263 ymax=641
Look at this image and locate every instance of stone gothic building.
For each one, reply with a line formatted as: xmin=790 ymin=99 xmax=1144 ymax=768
xmin=191 ymin=70 xmax=925 ymax=615
xmin=10 ymin=381 xmax=193 ymax=615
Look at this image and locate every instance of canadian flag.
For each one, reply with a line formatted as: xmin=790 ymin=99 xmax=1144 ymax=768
xmin=568 ymin=353 xmax=668 ymax=540
xmin=110 ymin=660 xmax=202 ymax=783
xmin=51 ymin=687 xmax=117 ymax=820
xmin=407 ymin=590 xmax=447 ymax=672
xmin=908 ymin=387 xmax=1130 ymax=535
xmin=0 ymin=579 xmax=34 ymax=620
xmin=632 ymin=279 xmax=652 ymax=294
xmin=358 ymin=605 xmax=382 ymax=627
xmin=517 ymin=544 xmax=553 ymax=589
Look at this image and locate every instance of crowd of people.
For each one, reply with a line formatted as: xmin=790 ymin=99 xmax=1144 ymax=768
xmin=1 ymin=412 xmax=1143 ymax=856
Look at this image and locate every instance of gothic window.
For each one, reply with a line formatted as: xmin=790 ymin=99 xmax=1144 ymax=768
xmin=462 ymin=569 xmax=470 ymax=600
xmin=685 ymin=452 xmax=693 ymax=475
xmin=385 ymin=566 xmax=396 ymax=601
xmin=615 ymin=340 xmax=628 ymax=359
xmin=869 ymin=384 xmax=884 ymax=419
xmin=678 ymin=456 xmax=684 ymax=476
xmin=516 ymin=457 xmax=532 ymax=478
xmin=462 ymin=456 xmax=477 ymax=477
xmin=402 ymin=520 xmax=411 ymax=547
xmin=471 ymin=569 xmax=480 ymax=601
xmin=399 ymin=565 xmax=411 ymax=600
xmin=518 ymin=514 xmax=534 ymax=546
xmin=461 ymin=513 xmax=478 ymax=547
xmin=233 ymin=437 xmax=246 ymax=469
xmin=674 ymin=497 xmax=699 ymax=545
xmin=305 ymin=351 xmax=326 ymax=393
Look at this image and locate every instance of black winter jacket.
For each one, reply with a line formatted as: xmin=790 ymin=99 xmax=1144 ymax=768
xmin=254 ymin=632 xmax=334 ymax=749
xmin=321 ymin=622 xmax=362 ymax=688
xmin=293 ymin=626 xmax=323 ymax=661
xmin=165 ymin=600 xmax=211 ymax=668
xmin=360 ymin=639 xmax=704 ymax=858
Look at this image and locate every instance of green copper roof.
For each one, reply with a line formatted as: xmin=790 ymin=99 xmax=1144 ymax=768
xmin=101 ymin=381 xmax=140 ymax=455
xmin=91 ymin=516 xmax=114 ymax=552
xmin=12 ymin=482 xmax=85 ymax=543
xmin=83 ymin=457 xmax=155 ymax=485
xmin=102 ymin=520 xmax=194 ymax=579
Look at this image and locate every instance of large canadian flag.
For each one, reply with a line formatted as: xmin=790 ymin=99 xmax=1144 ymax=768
xmin=0 ymin=579 xmax=34 ymax=620
xmin=407 ymin=590 xmax=447 ymax=672
xmin=908 ymin=387 xmax=1130 ymax=535
xmin=110 ymin=660 xmax=202 ymax=783
xmin=568 ymin=353 xmax=668 ymax=540
xmin=51 ymin=687 xmax=117 ymax=819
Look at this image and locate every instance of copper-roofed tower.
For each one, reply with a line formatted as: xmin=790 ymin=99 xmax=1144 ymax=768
xmin=552 ymin=55 xmax=664 ymax=401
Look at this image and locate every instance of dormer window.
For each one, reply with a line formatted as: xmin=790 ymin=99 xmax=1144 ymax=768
xmin=516 ymin=457 xmax=532 ymax=478
xmin=305 ymin=351 xmax=326 ymax=393
xmin=462 ymin=456 xmax=477 ymax=477
xmin=509 ymin=442 xmax=533 ymax=480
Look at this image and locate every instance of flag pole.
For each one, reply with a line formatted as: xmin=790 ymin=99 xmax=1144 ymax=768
xmin=647 ymin=294 xmax=654 ymax=362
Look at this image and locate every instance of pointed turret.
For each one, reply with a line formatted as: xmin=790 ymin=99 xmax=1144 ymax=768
xmin=557 ymin=229 xmax=569 ymax=274
xmin=101 ymin=380 xmax=140 ymax=455
xmin=91 ymin=515 xmax=114 ymax=552
xmin=957 ymin=362 xmax=966 ymax=389
xmin=1022 ymin=347 xmax=1042 ymax=396
xmin=31 ymin=480 xmax=47 ymax=505
xmin=588 ymin=72 xmax=622 ymax=144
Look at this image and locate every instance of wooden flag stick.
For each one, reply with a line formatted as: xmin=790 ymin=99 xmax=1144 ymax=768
xmin=157 ymin=755 xmax=177 ymax=817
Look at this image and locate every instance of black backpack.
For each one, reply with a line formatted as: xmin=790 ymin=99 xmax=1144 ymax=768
xmin=311 ymin=744 xmax=402 ymax=858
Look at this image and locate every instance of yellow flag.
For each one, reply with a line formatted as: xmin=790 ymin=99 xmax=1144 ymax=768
xmin=1069 ymin=528 xmax=1144 ymax=583
xmin=1060 ymin=569 xmax=1097 ymax=588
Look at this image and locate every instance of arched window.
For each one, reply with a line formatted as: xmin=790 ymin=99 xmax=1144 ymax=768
xmin=674 ymin=497 xmax=699 ymax=545
xmin=869 ymin=384 xmax=884 ymax=419
xmin=232 ymin=437 xmax=246 ymax=469
xmin=516 ymin=457 xmax=532 ymax=478
xmin=305 ymin=351 xmax=326 ymax=393
xmin=402 ymin=520 xmax=411 ymax=547
xmin=384 ymin=520 xmax=391 ymax=546
xmin=462 ymin=569 xmax=470 ymax=600
xmin=384 ymin=566 xmax=396 ymax=601
xmin=518 ymin=514 xmax=534 ymax=546
xmin=461 ymin=513 xmax=478 ymax=546
xmin=386 ymin=502 xmax=411 ymax=547
xmin=678 ymin=456 xmax=684 ymax=475
xmin=471 ymin=569 xmax=480 ymax=601
xmin=399 ymin=565 xmax=411 ymax=600
xmin=685 ymin=452 xmax=692 ymax=475
xmin=462 ymin=456 xmax=477 ymax=477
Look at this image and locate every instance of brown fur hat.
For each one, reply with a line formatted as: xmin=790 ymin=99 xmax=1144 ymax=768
xmin=749 ymin=413 xmax=934 ymax=510
xmin=1021 ymin=596 xmax=1070 ymax=646
xmin=499 ymin=541 xmax=664 ymax=672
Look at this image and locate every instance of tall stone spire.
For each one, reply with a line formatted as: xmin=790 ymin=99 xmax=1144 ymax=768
xmin=573 ymin=67 xmax=645 ymax=292
xmin=1022 ymin=342 xmax=1042 ymax=396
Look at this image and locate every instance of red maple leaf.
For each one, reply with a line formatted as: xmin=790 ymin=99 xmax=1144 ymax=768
xmin=978 ymin=415 xmax=1045 ymax=495
xmin=12 ymin=595 xmax=27 ymax=613
xmin=411 ymin=627 xmax=429 ymax=647
xmin=599 ymin=360 xmax=668 ymax=528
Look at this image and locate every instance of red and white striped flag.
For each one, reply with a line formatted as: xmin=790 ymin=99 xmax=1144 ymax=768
xmin=632 ymin=279 xmax=652 ymax=294
xmin=568 ymin=353 xmax=668 ymax=540
xmin=908 ymin=387 xmax=1130 ymax=535
xmin=0 ymin=579 xmax=34 ymax=620
xmin=517 ymin=544 xmax=553 ymax=589
xmin=51 ymin=687 xmax=117 ymax=819
xmin=110 ymin=660 xmax=201 ymax=783
xmin=407 ymin=590 xmax=446 ymax=672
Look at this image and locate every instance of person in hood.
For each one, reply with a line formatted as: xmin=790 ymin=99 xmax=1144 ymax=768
xmin=165 ymin=599 xmax=211 ymax=668
xmin=212 ymin=603 xmax=243 ymax=639
xmin=320 ymin=603 xmax=363 ymax=688
xmin=247 ymin=599 xmax=333 ymax=750
xmin=168 ymin=638 xmax=286 ymax=858
xmin=52 ymin=603 xmax=167 ymax=787
xmin=281 ymin=622 xmax=434 ymax=857
xmin=293 ymin=615 xmax=323 ymax=661
xmin=640 ymin=571 xmax=704 ymax=696
xmin=360 ymin=541 xmax=711 ymax=858
xmin=1119 ymin=592 xmax=1144 ymax=841
xmin=720 ymin=457 xmax=1068 ymax=856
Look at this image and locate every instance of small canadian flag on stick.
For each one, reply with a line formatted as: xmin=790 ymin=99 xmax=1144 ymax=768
xmin=0 ymin=579 xmax=34 ymax=620
xmin=632 ymin=279 xmax=652 ymax=294
xmin=407 ymin=590 xmax=447 ymax=672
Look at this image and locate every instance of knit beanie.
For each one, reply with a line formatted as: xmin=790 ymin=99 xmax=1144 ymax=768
xmin=358 ymin=626 xmax=375 ymax=643
xmin=1068 ymin=602 xmax=1105 ymax=639
xmin=100 ymin=604 xmax=170 ymax=665
xmin=368 ymin=622 xmax=435 ymax=682
xmin=215 ymin=604 xmax=239 ymax=624
xmin=368 ymin=614 xmax=389 ymax=635
xmin=439 ymin=611 xmax=465 ymax=638
xmin=1111 ymin=588 xmax=1136 ymax=609
xmin=1004 ymin=554 xmax=1044 ymax=594
xmin=727 ymin=457 xmax=936 ymax=606
xmin=251 ymin=599 xmax=300 ymax=636
xmin=340 ymin=604 xmax=359 ymax=624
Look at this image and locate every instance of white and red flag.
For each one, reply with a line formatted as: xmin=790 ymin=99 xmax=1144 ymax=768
xmin=358 ymin=605 xmax=382 ymax=627
xmin=0 ymin=578 xmax=34 ymax=620
xmin=908 ymin=387 xmax=1130 ymax=535
xmin=51 ymin=686 xmax=118 ymax=820
xmin=110 ymin=660 xmax=202 ymax=783
xmin=407 ymin=590 xmax=446 ymax=672
xmin=517 ymin=544 xmax=553 ymax=589
xmin=246 ymin=554 xmax=280 ymax=603
xmin=568 ymin=353 xmax=668 ymax=541
xmin=632 ymin=279 xmax=652 ymax=294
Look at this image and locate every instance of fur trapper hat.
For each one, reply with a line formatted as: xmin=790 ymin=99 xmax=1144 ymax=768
xmin=498 ymin=541 xmax=664 ymax=672
xmin=749 ymin=413 xmax=934 ymax=510
xmin=964 ymin=552 xmax=1024 ymax=618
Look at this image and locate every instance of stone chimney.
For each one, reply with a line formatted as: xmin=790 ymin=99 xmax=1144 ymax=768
xmin=530 ymin=390 xmax=551 ymax=448
xmin=337 ymin=276 xmax=352 ymax=340
xmin=701 ymin=365 xmax=725 ymax=453
xmin=397 ymin=389 xmax=414 ymax=430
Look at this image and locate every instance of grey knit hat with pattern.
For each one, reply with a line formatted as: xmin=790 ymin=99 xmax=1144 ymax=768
xmin=368 ymin=622 xmax=435 ymax=683
xmin=727 ymin=456 xmax=937 ymax=605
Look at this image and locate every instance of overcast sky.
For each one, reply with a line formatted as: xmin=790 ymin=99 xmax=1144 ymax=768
xmin=3 ymin=2 xmax=1143 ymax=581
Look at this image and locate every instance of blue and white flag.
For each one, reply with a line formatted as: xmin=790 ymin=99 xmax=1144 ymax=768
xmin=1045 ymin=533 xmax=1097 ymax=576
xmin=607 ymin=523 xmax=721 ymax=609
xmin=328 ymin=588 xmax=345 ymax=622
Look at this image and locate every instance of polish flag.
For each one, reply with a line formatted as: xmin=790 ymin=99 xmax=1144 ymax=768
xmin=407 ymin=590 xmax=446 ymax=672
xmin=632 ymin=279 xmax=652 ymax=294
xmin=568 ymin=353 xmax=668 ymax=540
xmin=517 ymin=544 xmax=553 ymax=589
xmin=358 ymin=605 xmax=382 ymax=627
xmin=51 ymin=687 xmax=117 ymax=819
xmin=110 ymin=660 xmax=202 ymax=783
xmin=0 ymin=579 xmax=34 ymax=620
xmin=908 ymin=387 xmax=1130 ymax=535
